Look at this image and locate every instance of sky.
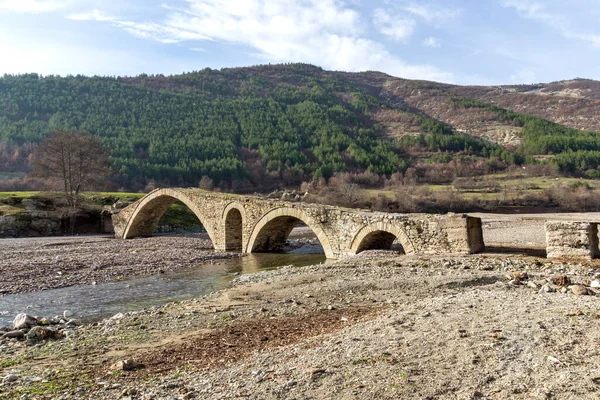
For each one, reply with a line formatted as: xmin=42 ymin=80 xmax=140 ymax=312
xmin=1 ymin=0 xmax=600 ymax=85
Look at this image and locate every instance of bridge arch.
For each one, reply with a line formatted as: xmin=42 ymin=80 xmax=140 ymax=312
xmin=247 ymin=207 xmax=334 ymax=258
xmin=121 ymin=188 xmax=216 ymax=245
xmin=222 ymin=202 xmax=246 ymax=252
xmin=349 ymin=222 xmax=415 ymax=255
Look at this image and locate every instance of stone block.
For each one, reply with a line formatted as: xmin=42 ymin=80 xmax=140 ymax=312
xmin=546 ymin=221 xmax=599 ymax=259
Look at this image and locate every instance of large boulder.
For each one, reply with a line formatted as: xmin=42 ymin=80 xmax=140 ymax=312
xmin=26 ymin=326 xmax=61 ymax=342
xmin=13 ymin=313 xmax=36 ymax=330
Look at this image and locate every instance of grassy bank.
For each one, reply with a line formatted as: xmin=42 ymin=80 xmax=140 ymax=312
xmin=0 ymin=191 xmax=203 ymax=235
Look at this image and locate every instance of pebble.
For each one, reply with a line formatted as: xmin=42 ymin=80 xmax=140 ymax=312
xmin=527 ymin=281 xmax=540 ymax=289
xmin=571 ymin=285 xmax=588 ymax=296
xmin=540 ymin=285 xmax=556 ymax=293
xmin=3 ymin=374 xmax=18 ymax=384
xmin=591 ymin=280 xmax=600 ymax=288
xmin=111 ymin=359 xmax=142 ymax=371
xmin=2 ymin=330 xmax=25 ymax=339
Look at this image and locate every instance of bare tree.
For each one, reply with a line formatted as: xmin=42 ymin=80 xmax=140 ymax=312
xmin=198 ymin=175 xmax=214 ymax=191
xmin=31 ymin=130 xmax=111 ymax=230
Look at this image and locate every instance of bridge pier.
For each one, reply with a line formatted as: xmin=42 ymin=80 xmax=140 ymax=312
xmin=546 ymin=221 xmax=599 ymax=259
xmin=113 ymin=189 xmax=485 ymax=259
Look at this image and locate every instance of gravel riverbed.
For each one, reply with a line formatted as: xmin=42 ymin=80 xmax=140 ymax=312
xmin=0 ymin=234 xmax=241 ymax=295
xmin=2 ymin=215 xmax=600 ymax=399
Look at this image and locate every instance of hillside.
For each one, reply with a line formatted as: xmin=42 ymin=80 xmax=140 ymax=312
xmin=1 ymin=64 xmax=600 ymax=191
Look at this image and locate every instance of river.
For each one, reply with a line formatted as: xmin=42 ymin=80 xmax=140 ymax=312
xmin=0 ymin=252 xmax=326 ymax=326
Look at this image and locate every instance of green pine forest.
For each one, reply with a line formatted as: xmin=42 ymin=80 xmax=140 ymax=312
xmin=1 ymin=63 xmax=600 ymax=191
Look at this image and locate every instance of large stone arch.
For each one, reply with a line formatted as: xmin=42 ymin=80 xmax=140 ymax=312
xmin=121 ymin=188 xmax=216 ymax=245
xmin=247 ymin=207 xmax=335 ymax=258
xmin=222 ymin=202 xmax=246 ymax=252
xmin=349 ymin=222 xmax=415 ymax=255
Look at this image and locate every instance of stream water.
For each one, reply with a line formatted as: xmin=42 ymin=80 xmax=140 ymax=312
xmin=0 ymin=252 xmax=326 ymax=326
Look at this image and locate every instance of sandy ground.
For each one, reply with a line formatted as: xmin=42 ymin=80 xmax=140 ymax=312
xmin=2 ymin=213 xmax=600 ymax=399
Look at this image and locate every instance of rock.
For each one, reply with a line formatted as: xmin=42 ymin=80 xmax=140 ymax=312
xmin=572 ymin=285 xmax=588 ymax=296
xmin=508 ymin=279 xmax=521 ymax=286
xmin=286 ymin=379 xmax=297 ymax=387
xmin=527 ymin=281 xmax=541 ymax=289
xmin=2 ymin=374 xmax=18 ymax=384
xmin=552 ymin=275 xmax=571 ymax=287
xmin=109 ymin=313 xmax=125 ymax=322
xmin=122 ymin=388 xmax=138 ymax=396
xmin=1 ymin=330 xmax=25 ymax=339
xmin=111 ymin=360 xmax=143 ymax=371
xmin=13 ymin=314 xmax=36 ymax=330
xmin=63 ymin=310 xmax=73 ymax=319
xmin=26 ymin=326 xmax=60 ymax=342
xmin=507 ymin=271 xmax=528 ymax=281
xmin=590 ymin=280 xmax=600 ymax=288
xmin=540 ymin=284 xmax=556 ymax=293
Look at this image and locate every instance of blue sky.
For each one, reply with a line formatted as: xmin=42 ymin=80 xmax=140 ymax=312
xmin=1 ymin=0 xmax=599 ymax=85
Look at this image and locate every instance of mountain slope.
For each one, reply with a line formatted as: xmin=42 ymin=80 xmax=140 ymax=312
xmin=1 ymin=64 xmax=600 ymax=191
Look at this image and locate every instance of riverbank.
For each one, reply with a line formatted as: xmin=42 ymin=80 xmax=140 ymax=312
xmin=2 ymin=249 xmax=600 ymax=399
xmin=0 ymin=234 xmax=241 ymax=295
xmin=3 ymin=215 xmax=600 ymax=399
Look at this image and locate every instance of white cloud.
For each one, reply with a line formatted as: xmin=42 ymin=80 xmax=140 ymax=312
xmin=372 ymin=8 xmax=415 ymax=41
xmin=0 ymin=0 xmax=65 ymax=13
xmin=67 ymin=9 xmax=112 ymax=22
xmin=502 ymin=0 xmax=600 ymax=47
xmin=189 ymin=47 xmax=206 ymax=52
xmin=67 ymin=8 xmax=211 ymax=44
xmin=400 ymin=2 xmax=461 ymax=23
xmin=501 ymin=0 xmax=544 ymax=18
xmin=0 ymin=24 xmax=198 ymax=76
xmin=68 ymin=0 xmax=453 ymax=81
xmin=422 ymin=37 xmax=441 ymax=48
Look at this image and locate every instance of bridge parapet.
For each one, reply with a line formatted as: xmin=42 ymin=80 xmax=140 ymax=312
xmin=113 ymin=188 xmax=484 ymax=259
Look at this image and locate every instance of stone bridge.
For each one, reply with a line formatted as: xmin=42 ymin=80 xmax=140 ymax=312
xmin=112 ymin=188 xmax=485 ymax=259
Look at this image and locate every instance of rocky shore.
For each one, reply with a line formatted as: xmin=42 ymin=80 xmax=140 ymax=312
xmin=2 ymin=248 xmax=600 ymax=399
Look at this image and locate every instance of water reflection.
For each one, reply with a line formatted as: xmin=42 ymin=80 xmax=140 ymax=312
xmin=0 ymin=253 xmax=326 ymax=326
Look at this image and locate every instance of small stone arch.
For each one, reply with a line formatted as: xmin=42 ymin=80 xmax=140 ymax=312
xmin=247 ymin=207 xmax=335 ymax=258
xmin=349 ymin=222 xmax=415 ymax=255
xmin=121 ymin=188 xmax=216 ymax=245
xmin=222 ymin=202 xmax=246 ymax=252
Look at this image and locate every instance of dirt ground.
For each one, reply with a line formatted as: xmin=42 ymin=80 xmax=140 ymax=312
xmin=2 ymin=213 xmax=600 ymax=399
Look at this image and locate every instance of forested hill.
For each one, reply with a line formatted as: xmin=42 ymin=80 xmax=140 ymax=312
xmin=2 ymin=63 xmax=600 ymax=191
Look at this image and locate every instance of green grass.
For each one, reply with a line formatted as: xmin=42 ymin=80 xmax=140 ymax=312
xmin=0 ymin=191 xmax=145 ymax=199
xmin=0 ymin=191 xmax=39 ymax=198
xmin=87 ymin=192 xmax=144 ymax=199
xmin=0 ymin=204 xmax=26 ymax=215
xmin=365 ymin=176 xmax=600 ymax=202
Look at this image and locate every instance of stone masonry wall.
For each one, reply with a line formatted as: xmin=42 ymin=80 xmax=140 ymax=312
xmin=546 ymin=221 xmax=599 ymax=259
